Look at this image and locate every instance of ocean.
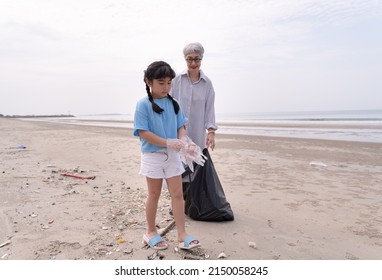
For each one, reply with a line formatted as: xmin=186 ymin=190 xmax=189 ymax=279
xmin=22 ymin=109 xmax=382 ymax=143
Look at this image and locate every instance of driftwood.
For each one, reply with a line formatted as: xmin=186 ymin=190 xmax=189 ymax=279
xmin=0 ymin=240 xmax=11 ymax=248
xmin=60 ymin=173 xmax=96 ymax=180
xmin=159 ymin=220 xmax=176 ymax=237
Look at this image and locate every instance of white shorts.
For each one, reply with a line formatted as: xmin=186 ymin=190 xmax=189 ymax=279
xmin=139 ymin=150 xmax=185 ymax=179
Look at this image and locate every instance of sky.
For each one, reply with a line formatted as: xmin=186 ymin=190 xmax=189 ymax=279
xmin=1 ymin=0 xmax=382 ymax=116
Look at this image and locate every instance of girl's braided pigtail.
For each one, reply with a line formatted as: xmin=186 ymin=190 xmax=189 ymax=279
xmin=167 ymin=94 xmax=180 ymax=114
xmin=146 ymin=84 xmax=164 ymax=114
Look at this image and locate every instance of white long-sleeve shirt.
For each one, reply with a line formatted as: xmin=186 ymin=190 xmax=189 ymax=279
xmin=170 ymin=69 xmax=217 ymax=149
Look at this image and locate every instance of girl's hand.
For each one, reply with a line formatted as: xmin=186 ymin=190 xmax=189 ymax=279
xmin=166 ymin=139 xmax=184 ymax=151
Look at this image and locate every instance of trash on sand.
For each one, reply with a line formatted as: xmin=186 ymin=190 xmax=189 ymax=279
xmin=183 ymin=255 xmax=204 ymax=260
xmin=248 ymin=241 xmax=257 ymax=249
xmin=147 ymin=251 xmax=158 ymax=260
xmin=60 ymin=173 xmax=96 ymax=180
xmin=0 ymin=240 xmax=11 ymax=248
xmin=123 ymin=248 xmax=133 ymax=255
xmin=16 ymin=145 xmax=27 ymax=149
xmin=217 ymin=252 xmax=227 ymax=259
xmin=147 ymin=251 xmax=165 ymax=260
xmin=309 ymin=161 xmax=328 ymax=168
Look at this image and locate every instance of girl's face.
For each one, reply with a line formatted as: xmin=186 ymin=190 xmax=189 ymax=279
xmin=147 ymin=77 xmax=172 ymax=99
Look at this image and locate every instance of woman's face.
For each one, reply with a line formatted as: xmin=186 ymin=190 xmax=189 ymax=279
xmin=147 ymin=77 xmax=172 ymax=99
xmin=185 ymin=52 xmax=202 ymax=73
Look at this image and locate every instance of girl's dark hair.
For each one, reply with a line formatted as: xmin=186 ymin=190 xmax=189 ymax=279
xmin=144 ymin=61 xmax=179 ymax=114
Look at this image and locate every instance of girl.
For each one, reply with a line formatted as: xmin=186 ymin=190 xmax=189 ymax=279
xmin=134 ymin=61 xmax=201 ymax=250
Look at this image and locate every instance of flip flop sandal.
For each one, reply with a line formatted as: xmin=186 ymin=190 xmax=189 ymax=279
xmin=143 ymin=234 xmax=168 ymax=250
xmin=178 ymin=236 xmax=201 ymax=250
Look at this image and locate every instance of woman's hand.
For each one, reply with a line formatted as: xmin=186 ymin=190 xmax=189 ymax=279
xmin=206 ymin=131 xmax=215 ymax=150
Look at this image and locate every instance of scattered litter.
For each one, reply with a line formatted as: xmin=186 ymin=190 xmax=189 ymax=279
xmin=29 ymin=213 xmax=38 ymax=218
xmin=147 ymin=251 xmax=158 ymax=260
xmin=117 ymin=238 xmax=126 ymax=243
xmin=1 ymin=254 xmax=9 ymax=259
xmin=123 ymin=249 xmax=133 ymax=255
xmin=0 ymin=240 xmax=11 ymax=248
xmin=157 ymin=252 xmax=165 ymax=260
xmin=48 ymin=219 xmax=54 ymax=224
xmin=309 ymin=161 xmax=328 ymax=168
xmin=248 ymin=241 xmax=257 ymax=249
xmin=102 ymin=226 xmax=109 ymax=230
xmin=147 ymin=251 xmax=165 ymax=260
xmin=16 ymin=145 xmax=27 ymax=149
xmin=217 ymin=252 xmax=227 ymax=259
xmin=60 ymin=173 xmax=96 ymax=180
xmin=183 ymin=255 xmax=204 ymax=260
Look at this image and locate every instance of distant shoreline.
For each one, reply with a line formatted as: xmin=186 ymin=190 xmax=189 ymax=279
xmin=0 ymin=114 xmax=75 ymax=118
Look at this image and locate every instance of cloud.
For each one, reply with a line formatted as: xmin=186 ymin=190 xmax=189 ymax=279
xmin=1 ymin=0 xmax=381 ymax=115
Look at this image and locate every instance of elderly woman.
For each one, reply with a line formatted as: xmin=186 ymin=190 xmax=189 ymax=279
xmin=170 ymin=42 xmax=217 ymax=151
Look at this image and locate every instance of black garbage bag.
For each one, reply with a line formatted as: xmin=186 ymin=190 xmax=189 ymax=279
xmin=182 ymin=148 xmax=234 ymax=221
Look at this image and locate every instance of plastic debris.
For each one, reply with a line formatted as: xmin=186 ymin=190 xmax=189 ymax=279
xmin=123 ymin=249 xmax=133 ymax=255
xmin=147 ymin=251 xmax=165 ymax=260
xmin=217 ymin=252 xmax=227 ymax=259
xmin=147 ymin=251 xmax=158 ymax=260
xmin=183 ymin=255 xmax=204 ymax=260
xmin=248 ymin=241 xmax=257 ymax=249
xmin=309 ymin=161 xmax=328 ymax=167
xmin=16 ymin=145 xmax=27 ymax=149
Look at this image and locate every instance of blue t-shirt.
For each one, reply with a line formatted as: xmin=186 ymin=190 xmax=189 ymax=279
xmin=134 ymin=96 xmax=188 ymax=152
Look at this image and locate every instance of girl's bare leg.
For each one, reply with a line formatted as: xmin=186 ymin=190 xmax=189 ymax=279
xmin=145 ymin=177 xmax=166 ymax=247
xmin=166 ymin=175 xmax=187 ymax=240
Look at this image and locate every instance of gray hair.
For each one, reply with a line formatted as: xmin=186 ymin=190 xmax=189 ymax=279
xmin=183 ymin=42 xmax=204 ymax=58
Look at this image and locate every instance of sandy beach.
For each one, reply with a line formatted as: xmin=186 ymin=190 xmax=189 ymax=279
xmin=1 ymin=117 xmax=381 ymax=260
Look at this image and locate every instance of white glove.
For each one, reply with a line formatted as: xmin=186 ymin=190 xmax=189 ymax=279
xmin=166 ymin=139 xmax=184 ymax=151
xmin=180 ymin=136 xmax=208 ymax=172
